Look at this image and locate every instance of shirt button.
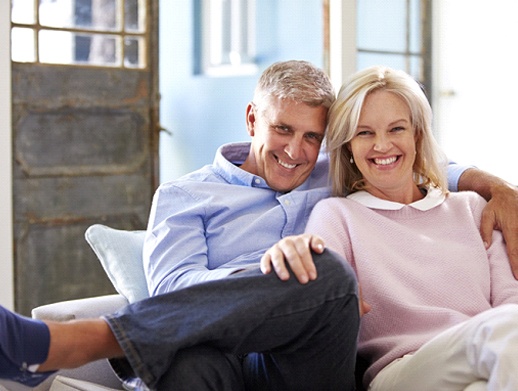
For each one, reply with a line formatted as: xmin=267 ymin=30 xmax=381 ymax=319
xmin=255 ymin=178 xmax=261 ymax=184
xmin=284 ymin=200 xmax=291 ymax=206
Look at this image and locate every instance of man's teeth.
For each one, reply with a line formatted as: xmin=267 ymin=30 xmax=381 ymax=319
xmin=278 ymin=159 xmax=297 ymax=169
xmin=374 ymin=156 xmax=397 ymax=165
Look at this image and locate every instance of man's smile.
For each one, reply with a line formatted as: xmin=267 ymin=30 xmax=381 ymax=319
xmin=276 ymin=156 xmax=298 ymax=170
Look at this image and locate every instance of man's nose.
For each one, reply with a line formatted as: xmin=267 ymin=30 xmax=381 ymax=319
xmin=284 ymin=138 xmax=303 ymax=160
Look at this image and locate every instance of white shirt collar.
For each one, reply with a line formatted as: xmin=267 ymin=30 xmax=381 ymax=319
xmin=346 ymin=187 xmax=446 ymax=211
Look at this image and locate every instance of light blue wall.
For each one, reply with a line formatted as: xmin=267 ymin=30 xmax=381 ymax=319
xmin=159 ymin=0 xmax=324 ymax=183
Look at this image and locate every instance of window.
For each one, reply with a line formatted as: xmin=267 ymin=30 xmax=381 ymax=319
xmin=356 ymin=0 xmax=431 ymax=92
xmin=197 ymin=0 xmax=257 ymax=76
xmin=11 ymin=0 xmax=147 ymax=68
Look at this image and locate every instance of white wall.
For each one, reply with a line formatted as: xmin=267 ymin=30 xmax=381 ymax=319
xmin=433 ymin=0 xmax=518 ymax=185
xmin=0 ymin=2 xmax=14 ymax=310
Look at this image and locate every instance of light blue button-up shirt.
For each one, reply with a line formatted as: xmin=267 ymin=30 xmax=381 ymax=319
xmin=144 ymin=142 xmax=468 ymax=296
xmin=143 ymin=142 xmax=331 ymax=295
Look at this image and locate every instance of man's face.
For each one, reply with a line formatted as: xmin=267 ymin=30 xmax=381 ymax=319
xmin=241 ymin=97 xmax=327 ymax=192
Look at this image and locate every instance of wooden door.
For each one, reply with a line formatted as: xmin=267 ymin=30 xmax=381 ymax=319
xmin=11 ymin=0 xmax=159 ymax=315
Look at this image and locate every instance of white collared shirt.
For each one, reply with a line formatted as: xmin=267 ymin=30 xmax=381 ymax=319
xmin=346 ymin=187 xmax=446 ymax=211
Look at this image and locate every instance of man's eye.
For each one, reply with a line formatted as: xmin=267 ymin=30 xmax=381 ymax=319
xmin=275 ymin=125 xmax=290 ymax=133
xmin=306 ymin=133 xmax=323 ymax=142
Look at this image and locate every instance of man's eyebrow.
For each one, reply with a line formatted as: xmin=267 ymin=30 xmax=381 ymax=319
xmin=272 ymin=122 xmax=292 ymax=130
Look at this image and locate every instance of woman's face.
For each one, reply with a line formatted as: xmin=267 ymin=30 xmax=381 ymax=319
xmin=349 ymin=89 xmax=419 ymax=203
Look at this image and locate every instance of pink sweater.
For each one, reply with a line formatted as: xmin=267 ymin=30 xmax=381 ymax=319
xmin=305 ymin=190 xmax=518 ymax=387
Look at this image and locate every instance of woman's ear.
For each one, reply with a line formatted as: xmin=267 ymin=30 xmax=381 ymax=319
xmin=246 ymin=103 xmax=256 ymax=136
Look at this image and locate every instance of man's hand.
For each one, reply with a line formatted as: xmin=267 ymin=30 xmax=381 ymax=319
xmin=260 ymin=234 xmax=324 ymax=284
xmin=479 ymin=183 xmax=518 ymax=278
xmin=458 ymin=168 xmax=518 ymax=278
xmin=261 ymin=234 xmax=372 ymax=314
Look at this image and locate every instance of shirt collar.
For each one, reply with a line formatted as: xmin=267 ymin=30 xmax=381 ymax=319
xmin=213 ymin=142 xmax=270 ymax=188
xmin=213 ymin=142 xmax=330 ymax=191
xmin=346 ymin=187 xmax=446 ymax=211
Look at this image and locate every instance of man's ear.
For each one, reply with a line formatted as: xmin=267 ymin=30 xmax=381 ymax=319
xmin=246 ymin=102 xmax=256 ymax=136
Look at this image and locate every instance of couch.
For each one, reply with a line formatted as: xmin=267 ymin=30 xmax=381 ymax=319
xmin=0 ymin=224 xmax=368 ymax=391
xmin=0 ymin=224 xmax=147 ymax=391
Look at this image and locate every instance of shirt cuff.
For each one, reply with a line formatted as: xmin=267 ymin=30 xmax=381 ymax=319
xmin=447 ymin=162 xmax=474 ymax=192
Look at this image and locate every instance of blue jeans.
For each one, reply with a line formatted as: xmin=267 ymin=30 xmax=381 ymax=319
xmin=104 ymin=250 xmax=359 ymax=390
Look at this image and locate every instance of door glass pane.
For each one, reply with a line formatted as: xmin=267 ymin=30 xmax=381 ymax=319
xmin=124 ymin=36 xmax=145 ymax=67
xmin=11 ymin=0 xmax=147 ymax=69
xmin=11 ymin=0 xmax=36 ymax=24
xmin=39 ymin=0 xmax=119 ymax=31
xmin=11 ymin=27 xmax=36 ymax=62
xmin=39 ymin=30 xmax=121 ymax=66
xmin=125 ymin=0 xmax=145 ymax=32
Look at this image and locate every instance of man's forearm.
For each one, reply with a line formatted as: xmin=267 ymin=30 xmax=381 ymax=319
xmin=458 ymin=166 xmax=518 ymax=279
xmin=457 ymin=167 xmax=516 ymax=201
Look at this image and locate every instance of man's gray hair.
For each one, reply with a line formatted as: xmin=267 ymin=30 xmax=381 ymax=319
xmin=253 ymin=60 xmax=335 ymax=110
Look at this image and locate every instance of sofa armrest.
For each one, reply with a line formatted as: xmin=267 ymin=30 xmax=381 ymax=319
xmin=32 ymin=294 xmax=129 ymax=321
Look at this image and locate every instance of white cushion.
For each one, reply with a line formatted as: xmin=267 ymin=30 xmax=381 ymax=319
xmin=85 ymin=224 xmax=149 ymax=303
xmin=50 ymin=375 xmax=121 ymax=391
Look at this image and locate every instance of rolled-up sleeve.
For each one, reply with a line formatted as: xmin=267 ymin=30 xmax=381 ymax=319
xmin=447 ymin=161 xmax=474 ymax=192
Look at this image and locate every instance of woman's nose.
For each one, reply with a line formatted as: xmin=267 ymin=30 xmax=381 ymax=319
xmin=373 ymin=134 xmax=391 ymax=152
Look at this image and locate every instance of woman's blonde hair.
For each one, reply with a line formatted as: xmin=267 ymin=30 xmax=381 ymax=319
xmin=326 ymin=66 xmax=448 ymax=197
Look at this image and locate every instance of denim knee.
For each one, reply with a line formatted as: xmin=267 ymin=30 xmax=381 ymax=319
xmin=156 ymin=346 xmax=244 ymax=391
xmin=313 ymin=248 xmax=358 ymax=294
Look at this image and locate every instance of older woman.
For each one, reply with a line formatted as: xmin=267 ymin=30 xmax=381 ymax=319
xmin=305 ymin=66 xmax=518 ymax=390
